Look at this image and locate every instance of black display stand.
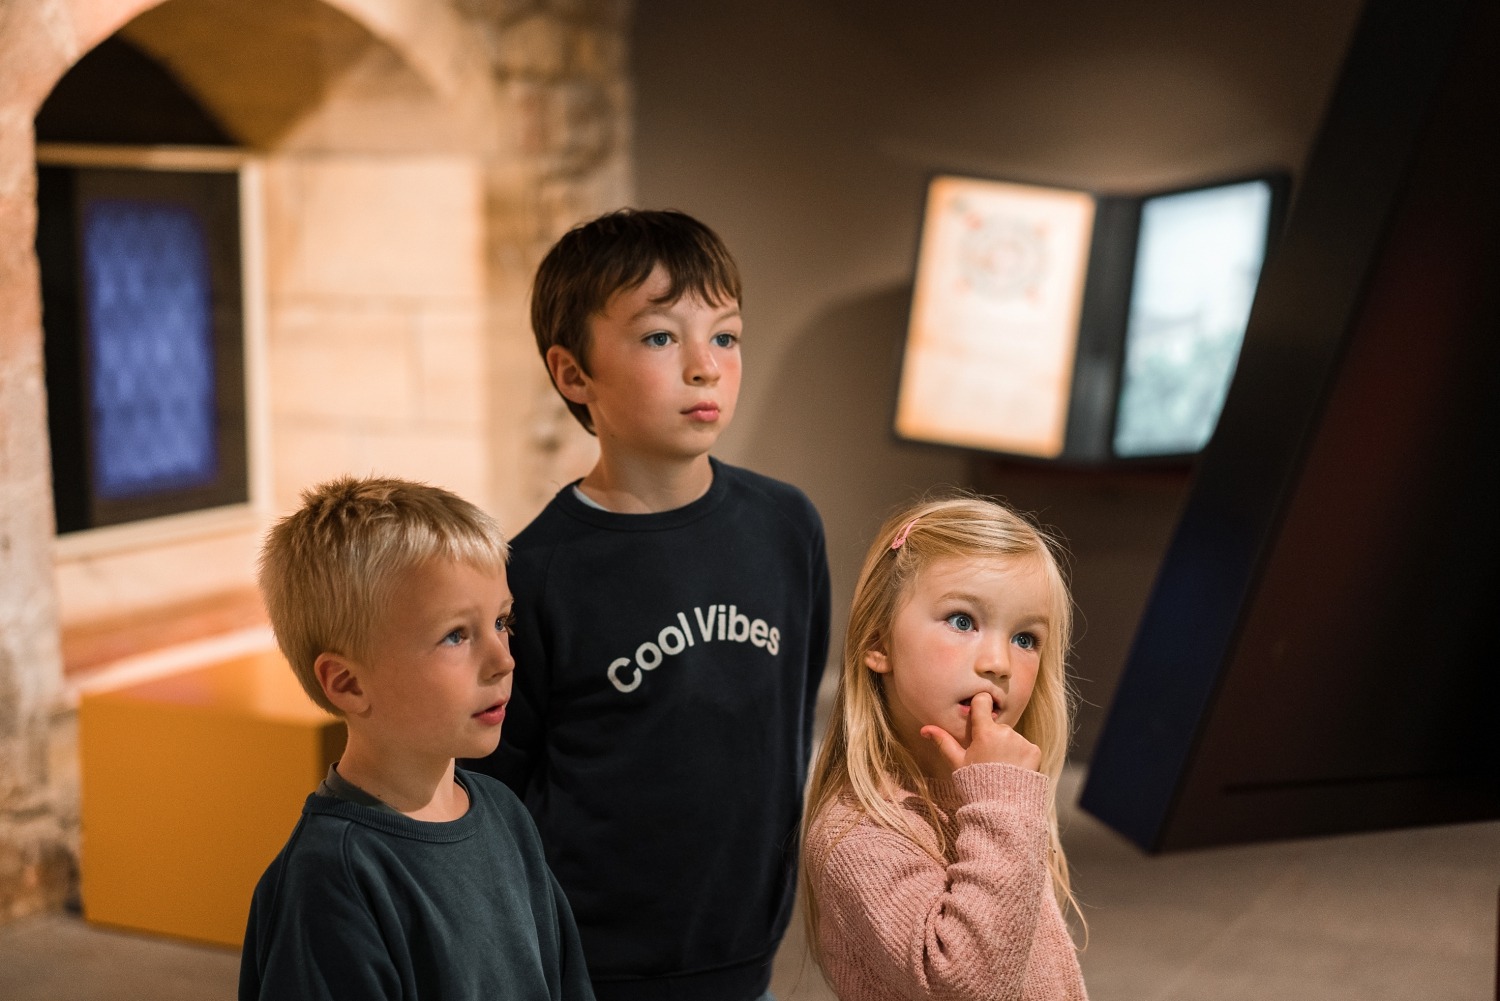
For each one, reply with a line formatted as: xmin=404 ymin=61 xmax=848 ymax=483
xmin=1081 ymin=0 xmax=1500 ymax=850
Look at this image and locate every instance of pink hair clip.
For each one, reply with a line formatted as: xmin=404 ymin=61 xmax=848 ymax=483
xmin=890 ymin=517 xmax=919 ymax=551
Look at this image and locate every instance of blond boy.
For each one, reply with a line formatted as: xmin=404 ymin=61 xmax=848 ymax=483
xmin=241 ymin=476 xmax=593 ymax=1001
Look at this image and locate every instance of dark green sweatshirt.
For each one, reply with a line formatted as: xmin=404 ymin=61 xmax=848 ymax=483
xmin=240 ymin=769 xmax=594 ymax=1001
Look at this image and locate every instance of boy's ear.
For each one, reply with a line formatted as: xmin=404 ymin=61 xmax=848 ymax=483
xmin=863 ymin=648 xmax=890 ymax=674
xmin=315 ymin=652 xmax=371 ymax=717
xmin=545 ymin=345 xmax=593 ymax=406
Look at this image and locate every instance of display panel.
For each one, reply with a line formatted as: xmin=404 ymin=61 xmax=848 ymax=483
xmin=83 ymin=197 xmax=219 ymax=499
xmin=895 ymin=173 xmax=1284 ymax=464
xmin=37 ymin=163 xmax=248 ymax=533
xmin=1113 ymin=179 xmax=1276 ymax=457
xmin=896 ymin=176 xmax=1096 ymax=458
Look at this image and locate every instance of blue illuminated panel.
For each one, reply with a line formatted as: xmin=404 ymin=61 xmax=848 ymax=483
xmin=82 ymin=198 xmax=218 ymax=499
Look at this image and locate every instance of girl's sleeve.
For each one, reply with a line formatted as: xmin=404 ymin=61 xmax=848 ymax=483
xmin=812 ymin=763 xmax=1077 ymax=1001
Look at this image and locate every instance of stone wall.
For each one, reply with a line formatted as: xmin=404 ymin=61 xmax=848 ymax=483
xmin=0 ymin=168 xmax=76 ymax=918
xmin=0 ymin=0 xmax=631 ymax=924
xmin=469 ymin=0 xmax=628 ymax=514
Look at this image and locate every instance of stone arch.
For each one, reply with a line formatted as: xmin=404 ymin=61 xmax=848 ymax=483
xmin=25 ymin=0 xmax=506 ymax=629
xmin=9 ymin=0 xmax=484 ymax=124
xmin=0 ymin=0 xmax=629 ymax=923
xmin=107 ymin=0 xmax=495 ymax=152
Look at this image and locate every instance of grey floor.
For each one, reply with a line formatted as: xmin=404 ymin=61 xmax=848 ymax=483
xmin=4 ymin=767 xmax=1496 ymax=1001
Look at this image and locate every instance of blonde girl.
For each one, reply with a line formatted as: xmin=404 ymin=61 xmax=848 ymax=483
xmin=801 ymin=495 xmax=1087 ymax=1001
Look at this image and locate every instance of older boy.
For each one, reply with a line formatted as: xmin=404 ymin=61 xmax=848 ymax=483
xmin=241 ymin=476 xmax=593 ymax=1001
xmin=468 ymin=210 xmax=831 ymax=1001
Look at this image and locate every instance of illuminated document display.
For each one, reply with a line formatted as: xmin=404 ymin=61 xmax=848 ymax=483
xmin=895 ymin=172 xmax=1285 ymax=464
xmin=896 ymin=176 xmax=1096 ymax=459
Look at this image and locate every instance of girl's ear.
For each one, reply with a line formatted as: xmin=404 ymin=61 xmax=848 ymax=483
xmin=863 ymin=648 xmax=890 ymax=674
xmin=545 ymin=345 xmax=594 ymax=406
xmin=315 ymin=652 xmax=371 ymax=717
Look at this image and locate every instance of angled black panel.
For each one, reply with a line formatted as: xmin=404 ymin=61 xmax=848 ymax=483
xmin=1081 ymin=0 xmax=1500 ymax=850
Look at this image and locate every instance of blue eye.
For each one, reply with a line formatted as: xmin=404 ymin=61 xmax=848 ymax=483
xmin=441 ymin=628 xmax=465 ymax=646
xmin=945 ymin=612 xmax=975 ymax=632
xmin=712 ymin=332 xmax=739 ymax=348
xmin=1014 ymin=632 xmax=1038 ymax=651
xmin=496 ymin=614 xmax=516 ymax=636
xmin=644 ymin=331 xmax=671 ymax=346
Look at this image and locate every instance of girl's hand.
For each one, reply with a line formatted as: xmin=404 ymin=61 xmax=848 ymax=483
xmin=920 ymin=693 xmax=1041 ymax=775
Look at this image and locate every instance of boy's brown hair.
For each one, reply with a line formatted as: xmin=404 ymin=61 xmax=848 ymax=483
xmin=531 ymin=208 xmax=742 ymax=433
xmin=257 ymin=475 xmax=508 ymax=715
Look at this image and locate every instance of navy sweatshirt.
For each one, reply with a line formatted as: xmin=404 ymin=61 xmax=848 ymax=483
xmin=468 ymin=459 xmax=831 ymax=1001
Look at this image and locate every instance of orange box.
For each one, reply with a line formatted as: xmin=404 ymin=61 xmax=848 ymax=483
xmin=78 ymin=649 xmax=344 ymax=948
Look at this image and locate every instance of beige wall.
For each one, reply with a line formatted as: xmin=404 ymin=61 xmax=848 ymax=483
xmin=630 ymin=0 xmax=1366 ymax=753
xmin=262 ymin=155 xmax=491 ymax=513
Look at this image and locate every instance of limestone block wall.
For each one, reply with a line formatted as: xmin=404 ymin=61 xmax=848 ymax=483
xmin=0 ymin=0 xmax=155 ymax=922
xmin=0 ymin=0 xmax=633 ymax=924
xmin=262 ymin=155 xmax=492 ymax=512
xmin=0 ymin=220 xmax=75 ymax=920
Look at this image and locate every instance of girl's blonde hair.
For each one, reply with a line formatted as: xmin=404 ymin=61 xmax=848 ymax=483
xmin=801 ymin=493 xmax=1081 ymax=950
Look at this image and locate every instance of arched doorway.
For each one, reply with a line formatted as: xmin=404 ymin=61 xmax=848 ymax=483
xmin=0 ymin=0 xmax=628 ymax=923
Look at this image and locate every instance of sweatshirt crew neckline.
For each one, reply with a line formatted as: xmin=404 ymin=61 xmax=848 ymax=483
xmin=556 ymin=457 xmax=729 ymax=531
xmin=304 ymin=769 xmax=483 ymax=843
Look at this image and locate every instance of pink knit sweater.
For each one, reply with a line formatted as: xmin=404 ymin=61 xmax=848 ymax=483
xmin=804 ymin=763 xmax=1087 ymax=1001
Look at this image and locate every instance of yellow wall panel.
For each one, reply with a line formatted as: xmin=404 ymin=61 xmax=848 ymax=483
xmin=78 ymin=650 xmax=344 ymax=947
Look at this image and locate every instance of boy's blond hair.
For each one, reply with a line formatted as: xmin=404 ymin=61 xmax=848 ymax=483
xmin=257 ymin=475 xmax=509 ymax=715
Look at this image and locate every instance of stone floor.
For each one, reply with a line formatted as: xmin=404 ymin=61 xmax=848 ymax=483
xmin=3 ymin=767 xmax=1496 ymax=1001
